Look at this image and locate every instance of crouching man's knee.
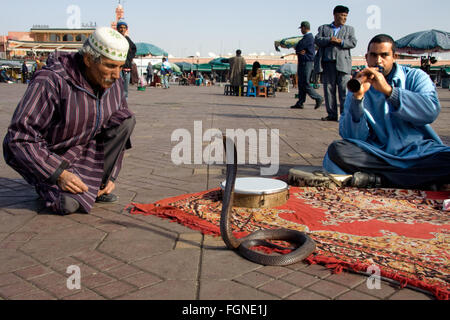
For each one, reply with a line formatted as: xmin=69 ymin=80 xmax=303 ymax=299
xmin=111 ymin=115 xmax=136 ymax=135
xmin=121 ymin=115 xmax=136 ymax=134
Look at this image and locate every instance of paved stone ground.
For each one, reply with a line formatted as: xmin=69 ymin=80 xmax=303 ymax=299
xmin=0 ymin=82 xmax=448 ymax=301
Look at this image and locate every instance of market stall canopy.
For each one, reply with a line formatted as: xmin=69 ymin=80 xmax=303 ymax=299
xmin=395 ymin=29 xmax=450 ymax=54
xmin=135 ymin=42 xmax=168 ymax=57
xmin=245 ymin=64 xmax=274 ymax=71
xmin=210 ymin=65 xmax=228 ymax=71
xmin=175 ymin=62 xmax=193 ymax=72
xmin=7 ymin=39 xmax=81 ymax=53
xmin=0 ymin=60 xmax=24 ymax=68
xmin=442 ymin=66 xmax=450 ymax=76
xmin=193 ymin=63 xmax=212 ymax=72
xmin=274 ymin=36 xmax=303 ymax=51
xmin=209 ymin=57 xmax=230 ymax=71
xmin=209 ymin=57 xmax=230 ymax=66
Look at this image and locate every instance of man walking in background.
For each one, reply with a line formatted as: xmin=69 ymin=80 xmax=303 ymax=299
xmin=146 ymin=62 xmax=153 ymax=87
xmin=117 ymin=19 xmax=137 ymax=99
xmin=291 ymin=21 xmax=324 ymax=109
xmin=315 ymin=5 xmax=357 ymax=121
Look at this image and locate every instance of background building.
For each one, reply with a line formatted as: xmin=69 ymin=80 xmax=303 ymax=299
xmin=5 ymin=27 xmax=95 ymax=59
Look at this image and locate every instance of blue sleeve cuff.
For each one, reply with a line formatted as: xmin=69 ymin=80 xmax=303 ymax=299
xmin=387 ymin=87 xmax=401 ymax=109
xmin=350 ymin=97 xmax=365 ymax=122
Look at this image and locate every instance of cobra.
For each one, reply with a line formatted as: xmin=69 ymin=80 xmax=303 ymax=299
xmin=220 ymin=136 xmax=316 ymax=266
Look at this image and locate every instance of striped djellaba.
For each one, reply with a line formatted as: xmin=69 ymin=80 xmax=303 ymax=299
xmin=3 ymin=52 xmax=134 ymax=214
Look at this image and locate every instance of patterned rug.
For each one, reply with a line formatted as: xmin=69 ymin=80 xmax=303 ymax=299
xmin=128 ymin=186 xmax=450 ymax=300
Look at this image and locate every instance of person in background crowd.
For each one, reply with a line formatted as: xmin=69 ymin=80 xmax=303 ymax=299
xmin=131 ymin=62 xmax=139 ymax=85
xmin=117 ymin=19 xmax=137 ymax=99
xmin=314 ymin=5 xmax=357 ymax=121
xmin=161 ymin=57 xmax=172 ymax=89
xmin=247 ymin=61 xmax=264 ymax=87
xmin=146 ymin=62 xmax=153 ymax=87
xmin=291 ymin=21 xmax=324 ymax=110
xmin=21 ymin=61 xmax=28 ymax=84
xmin=229 ymin=49 xmax=247 ymax=96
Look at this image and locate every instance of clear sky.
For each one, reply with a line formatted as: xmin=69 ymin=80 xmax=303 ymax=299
xmin=2 ymin=0 xmax=449 ymax=58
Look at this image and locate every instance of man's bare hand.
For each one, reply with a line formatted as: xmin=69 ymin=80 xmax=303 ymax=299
xmin=57 ymin=170 xmax=88 ymax=194
xmin=97 ymin=180 xmax=116 ymax=197
xmin=299 ymin=50 xmax=306 ymax=55
xmin=331 ymin=37 xmax=342 ymax=45
xmin=353 ymin=67 xmax=392 ymax=100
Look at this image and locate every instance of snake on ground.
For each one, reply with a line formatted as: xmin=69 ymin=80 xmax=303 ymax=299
xmin=220 ymin=136 xmax=316 ymax=266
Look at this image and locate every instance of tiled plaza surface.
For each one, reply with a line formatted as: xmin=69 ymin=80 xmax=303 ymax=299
xmin=0 ymin=82 xmax=448 ymax=300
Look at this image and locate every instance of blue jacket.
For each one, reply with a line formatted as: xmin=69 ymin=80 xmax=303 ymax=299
xmin=323 ymin=64 xmax=450 ymax=174
xmin=295 ymin=32 xmax=315 ymax=63
xmin=161 ymin=61 xmax=172 ymax=76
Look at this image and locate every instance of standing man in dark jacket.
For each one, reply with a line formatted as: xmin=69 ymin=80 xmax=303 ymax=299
xmin=314 ymin=5 xmax=357 ymax=121
xmin=291 ymin=21 xmax=324 ymax=109
xmin=21 ymin=61 xmax=28 ymax=84
xmin=117 ymin=19 xmax=137 ymax=99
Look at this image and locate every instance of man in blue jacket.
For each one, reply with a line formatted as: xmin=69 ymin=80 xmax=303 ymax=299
xmin=323 ymin=34 xmax=450 ymax=190
xmin=291 ymin=21 xmax=324 ymax=109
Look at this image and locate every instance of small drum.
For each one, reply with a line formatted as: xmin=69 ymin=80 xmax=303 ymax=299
xmin=221 ymin=177 xmax=289 ymax=209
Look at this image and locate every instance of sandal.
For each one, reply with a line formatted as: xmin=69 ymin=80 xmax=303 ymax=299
xmin=351 ymin=172 xmax=382 ymax=188
xmin=96 ymin=193 xmax=118 ymax=203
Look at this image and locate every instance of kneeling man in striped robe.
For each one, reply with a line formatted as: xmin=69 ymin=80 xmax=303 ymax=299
xmin=3 ymin=27 xmax=136 ymax=215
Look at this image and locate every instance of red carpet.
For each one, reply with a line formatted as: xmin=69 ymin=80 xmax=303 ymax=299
xmin=128 ymin=186 xmax=450 ymax=300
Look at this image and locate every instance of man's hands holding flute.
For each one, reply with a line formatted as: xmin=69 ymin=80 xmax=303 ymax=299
xmin=353 ymin=67 xmax=393 ymax=100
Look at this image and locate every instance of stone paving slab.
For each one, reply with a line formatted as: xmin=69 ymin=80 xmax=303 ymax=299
xmin=199 ymin=280 xmax=278 ymax=300
xmin=133 ymin=249 xmax=201 ymax=280
xmin=0 ymin=83 xmax=448 ymax=300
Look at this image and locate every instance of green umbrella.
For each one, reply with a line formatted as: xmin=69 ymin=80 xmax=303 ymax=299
xmin=175 ymin=62 xmax=193 ymax=72
xmin=395 ymin=29 xmax=450 ymax=54
xmin=135 ymin=43 xmax=168 ymax=77
xmin=135 ymin=43 xmax=168 ymax=57
xmin=153 ymin=62 xmax=182 ymax=74
xmin=274 ymin=36 xmax=304 ymax=51
xmin=209 ymin=58 xmax=230 ymax=71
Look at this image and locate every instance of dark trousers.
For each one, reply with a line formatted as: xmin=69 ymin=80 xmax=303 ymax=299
xmin=231 ymin=85 xmax=241 ymax=96
xmin=146 ymin=75 xmax=153 ymax=85
xmin=99 ymin=116 xmax=136 ymax=188
xmin=322 ymin=62 xmax=351 ymax=118
xmin=297 ymin=62 xmax=322 ymax=105
xmin=328 ymin=140 xmax=450 ymax=189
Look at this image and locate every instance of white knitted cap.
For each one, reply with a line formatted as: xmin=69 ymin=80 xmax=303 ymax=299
xmin=88 ymin=27 xmax=129 ymax=61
